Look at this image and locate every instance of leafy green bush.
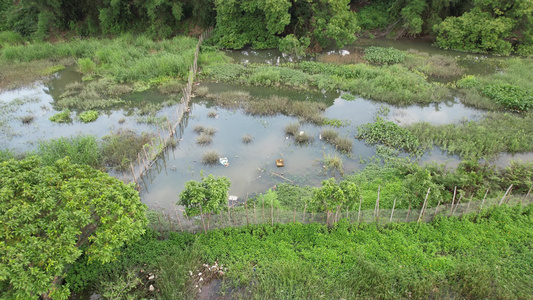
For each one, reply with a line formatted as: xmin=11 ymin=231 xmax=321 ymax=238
xmin=77 ymin=57 xmax=96 ymax=74
xmin=278 ymin=34 xmax=310 ymax=56
xmin=78 ymin=110 xmax=99 ymax=123
xmin=49 ymin=109 xmax=72 ymax=123
xmin=434 ymin=9 xmax=514 ymax=55
xmin=364 ymin=46 xmax=406 ymax=65
xmin=482 ymin=84 xmax=533 ymax=112
xmin=456 ymin=75 xmax=480 ymax=89
xmin=0 ymin=31 xmax=23 ymax=46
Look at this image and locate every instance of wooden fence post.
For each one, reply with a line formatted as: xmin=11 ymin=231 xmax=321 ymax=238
xmin=522 ymin=185 xmax=532 ymax=204
xmin=199 ymin=204 xmax=207 ymax=234
xmin=245 ymin=200 xmax=249 ymax=226
xmin=302 ymin=203 xmax=307 ymax=224
xmin=390 ymin=198 xmax=396 ymax=223
xmin=417 ymin=188 xmax=430 ymax=223
xmin=479 ymin=189 xmax=489 ymax=213
xmin=173 ymin=207 xmax=183 ymax=232
xmin=450 ymin=186 xmax=457 ymax=216
xmin=499 ymin=184 xmax=513 ymax=206
xmin=357 ymin=197 xmax=362 ymax=223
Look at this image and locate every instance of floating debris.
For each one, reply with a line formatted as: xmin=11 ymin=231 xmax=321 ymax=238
xmin=276 ymin=159 xmax=284 ymax=167
xmin=219 ymin=157 xmax=229 ymax=167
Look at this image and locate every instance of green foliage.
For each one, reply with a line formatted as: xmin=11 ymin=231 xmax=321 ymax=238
xmin=357 ymin=2 xmax=391 ymax=30
xmin=0 ymin=31 xmax=23 ymax=46
xmin=435 ymin=8 xmax=514 ymax=55
xmin=409 ymin=112 xmax=533 ymax=159
xmin=357 ymin=117 xmax=423 ymax=155
xmin=482 ymin=84 xmax=533 ymax=112
xmin=278 ymin=34 xmax=310 ymax=56
xmin=179 ymin=175 xmax=231 ymax=217
xmin=49 ymin=109 xmax=72 ymax=123
xmin=78 ymin=110 xmax=99 ymax=123
xmin=197 ymin=206 xmax=533 ymax=299
xmin=364 ymin=46 xmax=406 ymax=65
xmin=42 ymin=64 xmax=65 ymax=75
xmin=101 ymin=129 xmax=155 ymax=171
xmin=77 ymin=57 xmax=96 ymax=74
xmin=37 ymin=135 xmax=102 ymax=169
xmin=0 ymin=156 xmax=147 ymax=299
xmin=456 ymin=74 xmax=480 ymax=89
xmin=322 ymin=118 xmax=350 ymax=127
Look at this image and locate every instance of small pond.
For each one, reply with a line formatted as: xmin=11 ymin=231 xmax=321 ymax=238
xmin=0 ymin=38 xmax=529 ymax=211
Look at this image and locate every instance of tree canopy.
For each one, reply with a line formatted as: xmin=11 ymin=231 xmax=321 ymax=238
xmin=0 ymin=156 xmax=148 ymax=299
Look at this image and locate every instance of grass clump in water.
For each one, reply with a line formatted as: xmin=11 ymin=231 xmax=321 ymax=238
xmin=357 ymin=117 xmax=422 ymax=155
xmin=332 ymin=136 xmax=353 ymax=153
xmin=321 ymin=129 xmax=338 ymax=142
xmin=193 ymin=125 xmax=216 ymax=136
xmin=49 ymin=109 xmax=72 ymax=123
xmin=196 ymin=134 xmax=213 ymax=146
xmin=101 ymin=129 xmax=155 ymax=171
xmin=21 ymin=115 xmax=35 ymax=124
xmin=364 ymin=46 xmax=406 ymax=65
xmin=207 ymin=110 xmax=218 ymax=118
xmin=158 ymin=80 xmax=183 ymax=95
xmin=78 ymin=110 xmax=99 ymax=123
xmin=295 ymin=132 xmax=313 ymax=144
xmin=202 ymin=150 xmax=220 ymax=165
xmin=403 ymin=50 xmax=463 ymax=77
xmin=408 ymin=112 xmax=533 ymax=159
xmin=195 ymin=86 xmax=209 ymax=97
xmin=37 ymin=135 xmax=102 ymax=169
xmin=242 ymin=134 xmax=254 ymax=144
xmin=284 ymin=123 xmax=300 ymax=136
xmin=323 ymin=154 xmax=344 ymax=176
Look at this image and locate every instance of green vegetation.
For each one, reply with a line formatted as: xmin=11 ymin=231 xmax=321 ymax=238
xmin=284 ymin=122 xmax=300 ymax=136
xmin=294 ymin=131 xmax=313 ymax=145
xmin=403 ymin=50 xmax=463 ymax=78
xmin=364 ymin=46 xmax=406 ymax=65
xmin=357 ymin=117 xmax=423 ymax=155
xmin=179 ymin=175 xmax=231 ymax=217
xmin=0 ymin=156 xmax=147 ymax=299
xmin=322 ymin=154 xmax=344 ymax=177
xmin=78 ymin=110 xmax=99 ymax=123
xmin=196 ymin=134 xmax=213 ymax=146
xmin=37 ymin=135 xmax=102 ymax=169
xmin=242 ymin=134 xmax=253 ymax=144
xmin=482 ymin=84 xmax=533 ymax=112
xmin=101 ymin=129 xmax=156 ymax=171
xmin=202 ymin=150 xmax=220 ymax=165
xmin=409 ymin=112 xmax=533 ymax=159
xmin=49 ymin=109 xmax=72 ymax=123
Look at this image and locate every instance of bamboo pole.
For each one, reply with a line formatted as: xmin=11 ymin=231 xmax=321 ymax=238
xmin=245 ymin=200 xmax=249 ymax=226
xmin=434 ymin=199 xmax=441 ymax=218
xmin=302 ymin=203 xmax=307 ymax=224
xmin=199 ymin=204 xmax=207 ymax=234
xmin=173 ymin=207 xmax=183 ymax=232
xmin=405 ymin=204 xmax=412 ymax=222
xmin=271 ymin=198 xmax=274 ymax=226
xmin=466 ymin=194 xmax=473 ymax=214
xmin=450 ymin=186 xmax=457 ymax=215
xmin=479 ymin=188 xmax=489 ymax=213
xmin=262 ymin=199 xmax=265 ymax=223
xmin=499 ymin=184 xmax=513 ymax=206
xmin=167 ymin=212 xmax=175 ymax=232
xmin=452 ymin=195 xmax=463 ymax=215
xmin=389 ymin=198 xmax=396 ymax=223
xmin=522 ymin=185 xmax=532 ymax=204
xmin=130 ymin=163 xmax=137 ymax=184
xmin=418 ymin=188 xmax=431 ymax=223
xmin=357 ymin=197 xmax=362 ymax=223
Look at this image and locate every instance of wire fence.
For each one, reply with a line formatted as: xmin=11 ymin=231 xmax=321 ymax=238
xmin=127 ymin=28 xmax=212 ymax=187
xmin=147 ymin=191 xmax=533 ymax=235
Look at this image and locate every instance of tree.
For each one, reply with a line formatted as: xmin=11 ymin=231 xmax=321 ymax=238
xmin=179 ymin=175 xmax=230 ymax=223
xmin=0 ymin=156 xmax=148 ymax=299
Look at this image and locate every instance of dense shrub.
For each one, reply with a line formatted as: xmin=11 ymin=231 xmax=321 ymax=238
xmin=482 ymin=84 xmax=533 ymax=112
xmin=364 ymin=46 xmax=406 ymax=65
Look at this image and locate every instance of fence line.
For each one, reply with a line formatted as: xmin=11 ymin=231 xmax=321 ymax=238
xmin=148 ymin=186 xmax=533 ymax=235
xmin=127 ymin=29 xmax=212 ymax=188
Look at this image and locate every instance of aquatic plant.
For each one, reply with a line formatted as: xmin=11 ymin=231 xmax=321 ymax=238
xmin=207 ymin=110 xmax=218 ymax=118
xmin=357 ymin=117 xmax=422 ymax=155
xmin=364 ymin=46 xmax=406 ymax=65
xmin=332 ymin=136 xmax=353 ymax=153
xmin=21 ymin=114 xmax=35 ymax=124
xmin=158 ymin=80 xmax=183 ymax=95
xmin=323 ymin=154 xmax=344 ymax=176
xmin=196 ymin=134 xmax=213 ymax=146
xmin=322 ymin=118 xmax=350 ymax=127
xmin=284 ymin=123 xmax=300 ymax=136
xmin=295 ymin=132 xmax=313 ymax=144
xmin=195 ymin=86 xmax=209 ymax=97
xmin=49 ymin=109 xmax=72 ymax=123
xmin=242 ymin=134 xmax=254 ymax=144
xmin=37 ymin=135 xmax=102 ymax=169
xmin=193 ymin=125 xmax=206 ymax=134
xmin=78 ymin=110 xmax=99 ymax=123
xmin=101 ymin=129 xmax=155 ymax=171
xmin=201 ymin=150 xmax=220 ymax=165
xmin=320 ymin=129 xmax=338 ymax=142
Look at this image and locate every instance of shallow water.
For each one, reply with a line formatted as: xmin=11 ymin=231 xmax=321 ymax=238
xmin=0 ymin=44 xmax=530 ymax=211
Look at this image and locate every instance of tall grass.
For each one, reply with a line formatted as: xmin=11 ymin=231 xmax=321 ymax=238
xmin=37 ymin=135 xmax=102 ymax=168
xmin=408 ymin=112 xmax=533 ymax=159
xmin=101 ymin=129 xmax=155 ymax=171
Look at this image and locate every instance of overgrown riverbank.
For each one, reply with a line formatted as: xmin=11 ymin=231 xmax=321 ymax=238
xmin=66 ymin=205 xmax=533 ymax=299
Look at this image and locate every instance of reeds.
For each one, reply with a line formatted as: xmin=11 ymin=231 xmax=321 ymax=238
xmin=320 ymin=129 xmax=338 ymax=142
xmin=37 ymin=135 xmax=102 ymax=168
xmin=101 ymin=129 xmax=155 ymax=171
xmin=295 ymin=132 xmax=313 ymax=144
xmin=207 ymin=110 xmax=218 ymax=118
xmin=196 ymin=134 xmax=213 ymax=146
xmin=284 ymin=123 xmax=300 ymax=136
xmin=202 ymin=150 xmax=220 ymax=165
xmin=242 ymin=134 xmax=254 ymax=144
